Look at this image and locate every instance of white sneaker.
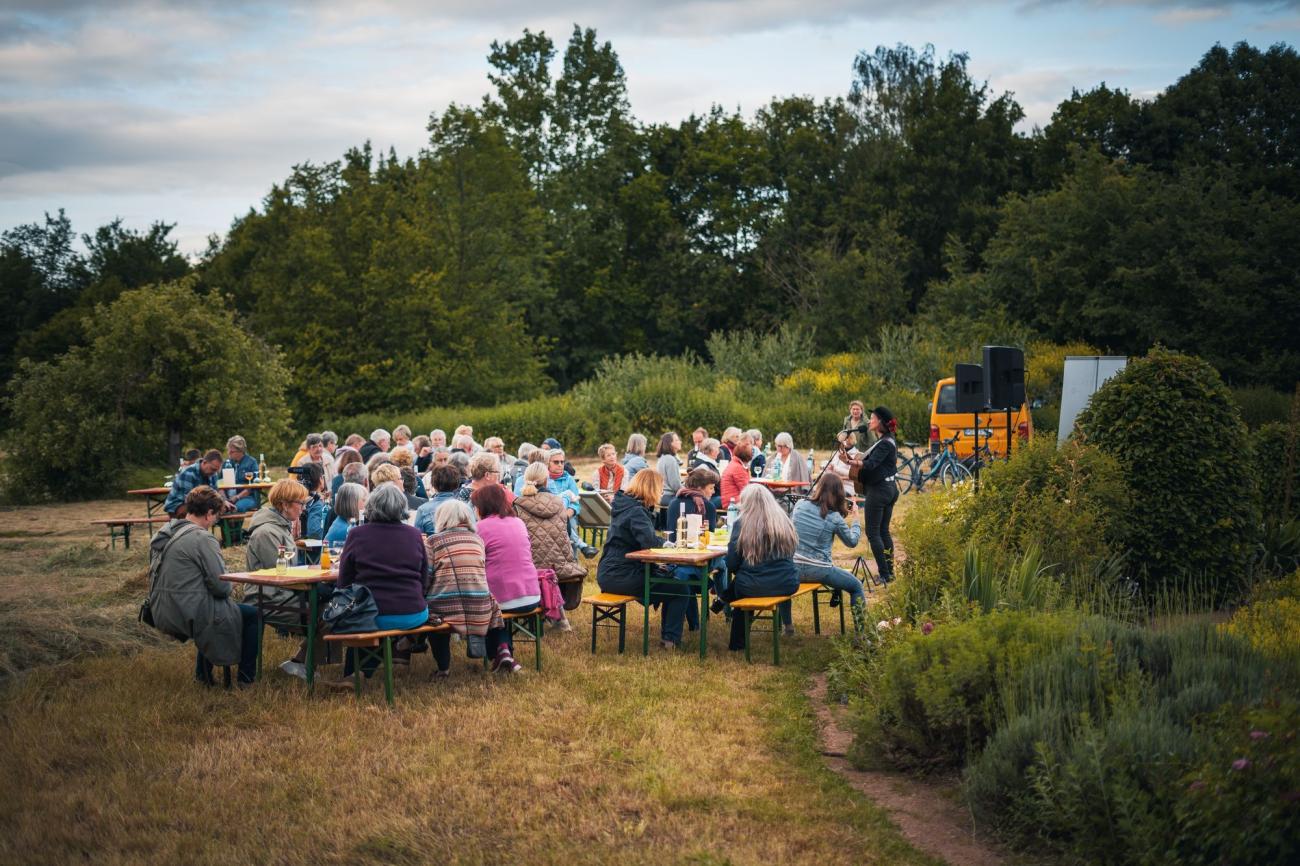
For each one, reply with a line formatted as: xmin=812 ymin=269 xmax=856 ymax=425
xmin=551 ymin=618 xmax=573 ymax=632
xmin=279 ymin=660 xmax=307 ymax=680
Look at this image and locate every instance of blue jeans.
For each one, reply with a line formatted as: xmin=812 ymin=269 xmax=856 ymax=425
xmin=195 ymin=603 xmax=260 ymax=685
xmin=678 ymin=558 xmax=728 ymax=630
xmin=784 ymin=561 xmax=865 ymax=625
xmin=231 ymin=495 xmax=259 ymax=513
xmin=487 ymin=601 xmax=539 ymax=658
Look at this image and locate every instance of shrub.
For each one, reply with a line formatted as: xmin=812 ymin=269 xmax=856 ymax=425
xmin=1231 ymin=385 xmax=1294 ymax=430
xmin=706 ymin=325 xmax=816 ymax=386
xmin=965 ymin=618 xmax=1297 ymax=863
xmin=1174 ymin=699 xmax=1300 ymax=866
xmin=1250 ymin=420 xmax=1300 ymax=518
xmin=891 ymin=483 xmax=976 ymax=619
xmin=1077 ymin=347 xmax=1260 ymax=594
xmin=848 ymin=610 xmax=1079 ymax=771
xmin=1223 ymin=570 xmax=1300 ymax=661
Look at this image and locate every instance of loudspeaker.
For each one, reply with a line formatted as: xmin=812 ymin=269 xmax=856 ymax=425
xmin=983 ymin=346 xmax=1026 ymax=411
xmin=955 ymin=363 xmax=986 ymax=413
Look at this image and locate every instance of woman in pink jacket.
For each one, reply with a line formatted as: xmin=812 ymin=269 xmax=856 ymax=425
xmin=471 ymin=483 xmax=538 ymax=674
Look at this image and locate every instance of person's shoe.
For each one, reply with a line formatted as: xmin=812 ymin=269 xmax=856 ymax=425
xmin=580 ymin=543 xmax=599 ymax=558
xmin=710 ymin=597 xmax=727 ymax=615
xmin=279 ymin=660 xmax=307 ymax=680
xmin=429 ymin=669 xmax=450 ymax=682
xmin=551 ymin=618 xmax=573 ymax=633
xmin=321 ymin=677 xmax=354 ymax=692
xmin=391 ymin=649 xmax=411 ymax=666
xmin=659 ymin=639 xmax=678 ymax=651
xmin=782 ymin=624 xmax=796 ymax=637
xmin=490 ymin=647 xmax=522 ymax=673
xmin=828 ymin=589 xmax=842 ymax=608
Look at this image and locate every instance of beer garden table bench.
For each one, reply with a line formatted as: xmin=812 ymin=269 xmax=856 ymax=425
xmin=729 ymin=582 xmax=823 ymax=665
xmin=324 ymin=621 xmax=453 ymax=706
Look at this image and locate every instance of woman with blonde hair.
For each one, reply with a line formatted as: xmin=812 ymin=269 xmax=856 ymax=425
xmin=596 ymin=468 xmax=692 ymax=649
xmin=721 ymin=484 xmax=800 ymax=648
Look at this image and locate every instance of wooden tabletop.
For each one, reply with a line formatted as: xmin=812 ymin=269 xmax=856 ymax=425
xmin=216 ymin=481 xmax=274 ymax=491
xmin=626 ymin=548 xmax=719 ymax=566
xmin=221 ymin=567 xmax=336 ymax=587
xmin=127 ymin=487 xmax=171 ymax=496
xmin=751 ymin=478 xmax=807 ymax=490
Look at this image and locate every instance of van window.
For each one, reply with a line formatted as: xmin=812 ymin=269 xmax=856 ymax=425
xmin=936 ymin=383 xmax=957 ymax=414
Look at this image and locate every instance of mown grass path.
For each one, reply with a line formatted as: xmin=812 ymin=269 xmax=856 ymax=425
xmin=0 ymin=496 xmax=937 ymax=866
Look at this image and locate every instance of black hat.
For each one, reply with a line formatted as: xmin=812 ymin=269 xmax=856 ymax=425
xmin=871 ymin=406 xmax=894 ymax=426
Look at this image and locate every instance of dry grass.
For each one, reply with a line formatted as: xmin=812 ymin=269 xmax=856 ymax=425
xmin=0 ymin=485 xmax=929 ymax=866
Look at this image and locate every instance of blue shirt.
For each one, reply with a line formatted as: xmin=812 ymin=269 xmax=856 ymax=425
xmin=163 ymin=463 xmax=217 ymax=514
xmin=222 ymin=454 xmax=259 ymax=499
xmin=414 ymin=491 xmax=463 ymax=536
xmin=324 ymin=517 xmax=354 ymax=547
xmin=545 ymin=471 xmax=582 ymax=517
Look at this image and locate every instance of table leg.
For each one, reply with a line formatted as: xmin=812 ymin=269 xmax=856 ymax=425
xmin=642 ymin=562 xmax=651 ymax=656
xmin=255 ymin=586 xmax=265 ymax=680
xmin=697 ymin=570 xmax=708 ymax=659
xmin=306 ymin=585 xmax=318 ymax=693
xmin=382 ymin=639 xmax=394 ymax=706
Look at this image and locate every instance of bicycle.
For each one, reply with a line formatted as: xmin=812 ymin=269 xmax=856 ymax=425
xmin=895 ymin=435 xmax=972 ymax=493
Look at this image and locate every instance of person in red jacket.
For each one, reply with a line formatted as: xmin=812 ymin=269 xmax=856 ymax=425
xmin=719 ymin=439 xmax=753 ymax=508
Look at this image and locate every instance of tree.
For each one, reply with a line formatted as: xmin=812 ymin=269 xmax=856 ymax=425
xmin=0 ymin=210 xmax=86 ymax=389
xmin=3 ymin=278 xmax=291 ymax=501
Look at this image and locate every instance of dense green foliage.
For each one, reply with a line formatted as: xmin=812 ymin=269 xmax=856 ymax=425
xmin=1078 ymin=347 xmax=1259 ymax=592
xmin=2 ymin=279 xmax=291 ymax=501
xmin=5 ymin=37 xmax=1296 ymax=432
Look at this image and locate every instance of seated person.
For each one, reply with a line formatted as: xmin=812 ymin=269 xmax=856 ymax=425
xmin=595 ymin=469 xmax=691 ymax=650
xmin=792 ymin=473 xmax=866 ymax=631
xmin=415 ymin=464 xmax=469 ymax=536
xmin=325 ymin=485 xmax=430 ymax=685
xmin=422 ymin=500 xmax=503 ymax=679
xmin=245 ymin=478 xmax=316 ymax=679
xmin=591 ymin=442 xmax=625 ymax=498
xmin=400 ymin=467 xmax=427 ymax=511
xmin=621 ymin=433 xmax=649 ymax=479
xmin=747 ymin=429 xmax=766 ymax=477
xmin=164 ymin=449 xmax=227 ymax=518
xmin=294 ymin=433 xmax=336 ymax=490
xmin=324 ymin=482 xmax=366 ymax=547
xmin=720 ymin=484 xmax=800 ymax=647
xmin=541 ymin=447 xmax=596 ymax=558
xmin=147 ymin=486 xmax=259 ymax=686
xmin=719 ymin=439 xmax=753 ymax=509
xmin=471 ymin=483 xmax=538 ymax=674
xmin=666 ymin=467 xmax=720 ymax=542
xmin=513 ymin=462 xmax=585 ymax=624
xmin=388 ymin=447 xmax=428 ymax=498
xmin=180 ymin=448 xmax=202 ymax=469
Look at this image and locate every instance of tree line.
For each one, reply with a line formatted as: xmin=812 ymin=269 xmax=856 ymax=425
xmin=3 ymin=33 xmax=1297 ymax=436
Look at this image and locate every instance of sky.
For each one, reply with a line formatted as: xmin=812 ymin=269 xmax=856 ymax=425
xmin=1 ymin=0 xmax=1296 ymax=256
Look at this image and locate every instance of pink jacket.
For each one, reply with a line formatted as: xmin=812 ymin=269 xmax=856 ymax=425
xmin=475 ymin=515 xmax=539 ymax=607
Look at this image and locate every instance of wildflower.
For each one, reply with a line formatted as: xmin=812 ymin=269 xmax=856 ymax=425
xmin=877 ymin=620 xmax=891 ymax=631
xmin=1188 ymin=780 xmax=1206 ymax=791
xmin=1231 ymin=758 xmax=1251 ymax=771
xmin=1250 ymin=730 xmax=1269 ymax=741
xmin=922 ymin=621 xmax=934 ymax=635
xmin=892 ymin=616 xmax=902 ymax=626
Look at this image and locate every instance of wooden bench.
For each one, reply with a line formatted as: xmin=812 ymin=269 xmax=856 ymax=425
xmin=92 ymin=515 xmax=170 ymax=550
xmin=324 ymin=622 xmax=452 ymax=705
xmin=218 ymin=511 xmax=255 ymax=547
xmin=581 ymin=592 xmax=636 ymax=654
xmin=728 ymin=582 xmax=821 ymax=665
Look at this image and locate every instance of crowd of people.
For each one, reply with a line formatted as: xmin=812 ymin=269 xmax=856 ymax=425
xmin=145 ymin=405 xmax=900 ymax=686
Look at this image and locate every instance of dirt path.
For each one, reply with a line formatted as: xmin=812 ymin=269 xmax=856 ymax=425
xmin=807 ymin=674 xmax=1006 ymax=866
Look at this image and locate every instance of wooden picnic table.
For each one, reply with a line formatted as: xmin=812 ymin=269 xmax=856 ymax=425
xmin=626 ymin=547 xmax=723 ymax=659
xmin=222 ymin=566 xmax=336 ymax=692
xmin=128 ymin=481 xmax=273 ymax=518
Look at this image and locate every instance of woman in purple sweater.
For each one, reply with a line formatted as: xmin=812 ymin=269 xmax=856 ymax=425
xmin=472 ymin=483 xmax=538 ymax=674
xmin=331 ymin=485 xmax=429 ymax=682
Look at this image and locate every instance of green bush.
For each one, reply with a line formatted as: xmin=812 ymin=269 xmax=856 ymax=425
xmin=1174 ymin=699 xmax=1300 ymax=866
xmin=848 ymin=610 xmax=1079 ymax=771
xmin=705 ymin=325 xmax=816 ymax=386
xmin=1250 ymin=421 xmax=1300 ymax=518
xmin=1077 ymin=347 xmax=1260 ymax=594
xmin=1231 ymin=385 xmax=1294 ymax=430
xmin=890 ymin=483 xmax=976 ymax=620
xmin=964 ymin=617 xmax=1297 ymax=863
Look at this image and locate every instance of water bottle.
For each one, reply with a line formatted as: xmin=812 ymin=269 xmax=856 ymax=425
xmin=726 ymin=502 xmax=739 ymax=529
xmin=807 ymin=448 xmax=815 ymax=476
xmin=276 ymin=544 xmax=289 ymax=575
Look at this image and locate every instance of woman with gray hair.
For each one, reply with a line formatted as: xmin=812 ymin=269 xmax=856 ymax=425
xmin=324 ymin=484 xmax=429 ymax=687
xmin=419 ymin=500 xmax=503 ymax=679
xmin=720 ymin=484 xmax=800 ymax=649
xmin=324 ymin=482 xmax=367 ymax=547
xmin=771 ymin=432 xmax=810 ymax=492
xmin=621 ymin=433 xmax=648 ymax=483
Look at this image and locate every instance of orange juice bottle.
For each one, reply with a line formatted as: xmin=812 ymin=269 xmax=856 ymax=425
xmin=319 ymin=544 xmax=331 ymax=571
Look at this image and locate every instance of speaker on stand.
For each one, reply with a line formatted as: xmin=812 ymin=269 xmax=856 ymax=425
xmin=983 ymin=346 xmax=1026 ymax=460
xmin=955 ymin=363 xmax=986 ymax=491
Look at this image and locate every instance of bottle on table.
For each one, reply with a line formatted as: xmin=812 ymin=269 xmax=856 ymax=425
xmin=726 ymin=502 xmax=739 ymax=529
xmin=319 ymin=544 xmax=331 ymax=571
xmin=275 ymin=544 xmax=289 ymax=575
xmin=676 ymin=513 xmax=688 ymax=548
xmin=807 ymin=448 xmax=814 ymax=476
xmin=258 ymin=453 xmax=267 ymax=482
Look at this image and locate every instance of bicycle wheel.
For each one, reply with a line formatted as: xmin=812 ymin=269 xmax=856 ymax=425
xmin=939 ymin=460 xmax=973 ymax=488
xmin=894 ymin=455 xmax=916 ymax=494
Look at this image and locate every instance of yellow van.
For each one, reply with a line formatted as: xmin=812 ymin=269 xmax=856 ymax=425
xmin=929 ymin=377 xmax=1033 ymax=459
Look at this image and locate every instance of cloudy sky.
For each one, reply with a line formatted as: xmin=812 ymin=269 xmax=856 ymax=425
xmin=2 ymin=0 xmax=1295 ymax=255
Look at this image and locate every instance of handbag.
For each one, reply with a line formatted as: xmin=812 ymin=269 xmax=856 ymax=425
xmin=319 ymin=584 xmax=380 ymax=634
xmin=537 ymin=568 xmax=564 ymax=622
xmin=141 ymin=522 xmax=200 ymax=642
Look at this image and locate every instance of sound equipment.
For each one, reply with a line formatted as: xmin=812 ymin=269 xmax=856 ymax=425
xmin=983 ymin=346 xmax=1026 ymax=411
xmin=955 ymin=364 xmax=986 ymax=413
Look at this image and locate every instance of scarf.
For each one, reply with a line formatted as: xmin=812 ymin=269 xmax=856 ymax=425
xmin=549 ymin=464 xmax=565 ymax=480
xmin=598 ymin=463 xmax=625 ymax=491
xmin=676 ymin=485 xmax=710 ymax=518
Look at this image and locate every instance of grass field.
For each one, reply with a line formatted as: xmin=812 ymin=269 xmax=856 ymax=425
xmin=0 ymin=466 xmax=933 ymax=866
